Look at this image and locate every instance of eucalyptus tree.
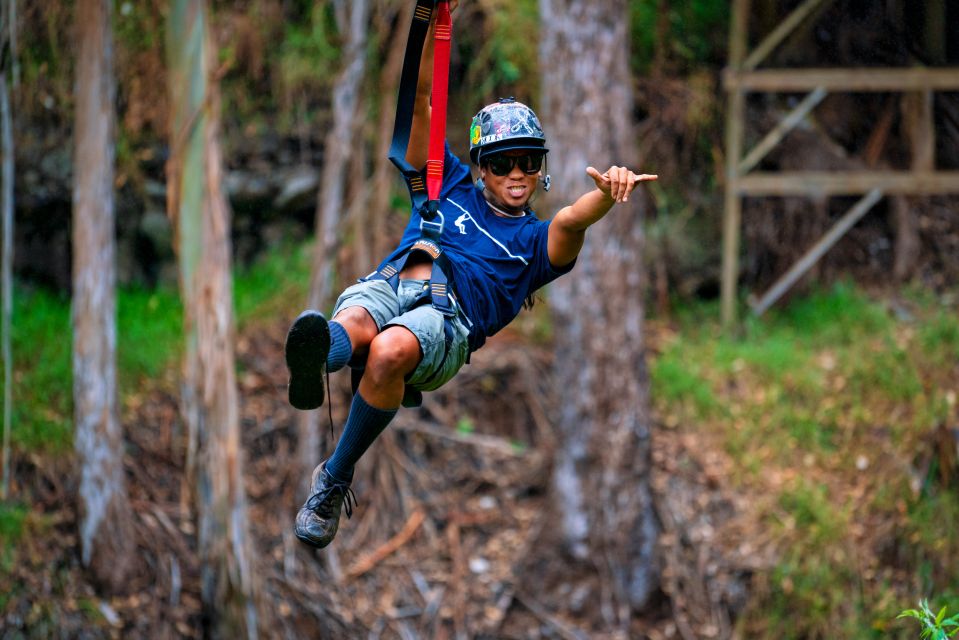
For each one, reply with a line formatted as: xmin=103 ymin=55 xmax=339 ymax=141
xmin=540 ymin=0 xmax=660 ymax=627
xmin=71 ymin=0 xmax=134 ymax=592
xmin=166 ymin=1 xmax=258 ymax=636
xmin=0 ymin=0 xmax=14 ymax=502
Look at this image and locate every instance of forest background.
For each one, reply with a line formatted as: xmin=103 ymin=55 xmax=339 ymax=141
xmin=2 ymin=0 xmax=959 ymax=638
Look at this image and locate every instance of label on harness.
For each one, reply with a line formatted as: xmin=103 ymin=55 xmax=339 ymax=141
xmin=411 ymin=239 xmax=442 ymax=260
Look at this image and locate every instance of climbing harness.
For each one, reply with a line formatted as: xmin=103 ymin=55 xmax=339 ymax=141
xmin=368 ymin=0 xmax=455 ymax=315
xmin=361 ymin=0 xmax=463 ymax=405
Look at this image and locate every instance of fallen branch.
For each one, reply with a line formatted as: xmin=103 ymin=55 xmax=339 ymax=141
xmin=345 ymin=508 xmax=426 ymax=579
xmin=392 ymin=419 xmax=523 ymax=457
xmin=515 ymin=593 xmax=588 ymax=640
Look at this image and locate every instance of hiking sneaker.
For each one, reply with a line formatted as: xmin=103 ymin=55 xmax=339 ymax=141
xmin=294 ymin=462 xmax=356 ymax=549
xmin=285 ymin=310 xmax=331 ymax=410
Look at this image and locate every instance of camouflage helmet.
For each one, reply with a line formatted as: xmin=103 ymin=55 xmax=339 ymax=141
xmin=468 ymin=98 xmax=548 ymax=165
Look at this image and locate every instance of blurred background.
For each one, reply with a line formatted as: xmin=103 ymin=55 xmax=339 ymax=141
xmin=1 ymin=0 xmax=958 ymax=638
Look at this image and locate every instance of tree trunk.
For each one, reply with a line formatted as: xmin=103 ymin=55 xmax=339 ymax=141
xmin=299 ymin=0 xmax=371 ymax=476
xmin=0 ymin=52 xmax=12 ymax=500
xmin=540 ymin=0 xmax=660 ymax=623
xmin=71 ymin=0 xmax=134 ymax=593
xmin=166 ymin=2 xmax=258 ymax=637
xmin=364 ymin=0 xmax=411 ymax=269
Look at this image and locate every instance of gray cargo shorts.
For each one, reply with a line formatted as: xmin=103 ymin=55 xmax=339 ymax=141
xmin=332 ymin=279 xmax=471 ymax=392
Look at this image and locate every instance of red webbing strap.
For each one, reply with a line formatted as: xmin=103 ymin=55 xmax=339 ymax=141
xmin=425 ymin=0 xmax=452 ymax=205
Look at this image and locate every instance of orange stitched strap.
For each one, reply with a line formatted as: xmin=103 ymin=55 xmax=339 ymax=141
xmin=426 ymin=159 xmax=444 ymax=179
xmin=435 ymin=24 xmax=451 ymax=40
xmin=413 ymin=5 xmax=431 ymax=21
xmin=411 ymin=239 xmax=442 ymax=260
xmin=409 ymin=175 xmax=425 ymax=192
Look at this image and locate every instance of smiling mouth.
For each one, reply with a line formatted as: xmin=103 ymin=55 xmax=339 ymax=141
xmin=507 ymin=186 xmax=526 ymax=197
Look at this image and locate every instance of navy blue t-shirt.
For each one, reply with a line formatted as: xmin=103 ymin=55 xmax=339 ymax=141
xmin=377 ymin=143 xmax=574 ymax=351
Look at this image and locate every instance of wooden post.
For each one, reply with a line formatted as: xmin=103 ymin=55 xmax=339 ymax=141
xmin=749 ymin=189 xmax=884 ymax=315
xmin=742 ymin=0 xmax=831 ymax=70
xmin=721 ymin=0 xmax=749 ymax=328
xmin=738 ymin=86 xmax=827 ymax=174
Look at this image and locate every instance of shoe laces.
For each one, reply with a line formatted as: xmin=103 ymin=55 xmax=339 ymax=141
xmin=306 ymin=475 xmax=357 ymax=520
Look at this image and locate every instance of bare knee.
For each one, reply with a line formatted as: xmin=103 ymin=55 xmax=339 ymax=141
xmin=332 ymin=306 xmax=378 ymax=354
xmin=365 ymin=327 xmax=421 ymax=383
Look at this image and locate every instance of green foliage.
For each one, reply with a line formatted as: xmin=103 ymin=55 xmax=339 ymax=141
xmin=460 ymin=0 xmax=540 ymax=106
xmin=630 ymin=0 xmax=729 ymax=72
xmin=1 ymin=241 xmax=314 ymax=459
xmin=1 ymin=286 xmax=72 ymax=452
xmin=898 ymin=600 xmax=959 ymax=639
xmin=233 ymin=241 xmax=311 ymax=324
xmin=276 ymin=3 xmax=341 ymax=101
xmin=116 ymin=287 xmax=183 ymax=392
xmin=650 ymin=352 xmax=717 ymax=418
xmin=917 ymin=310 xmax=959 ymax=367
xmin=0 ymin=502 xmax=28 ymax=546
xmin=456 ymin=417 xmax=475 ymax=435
xmin=775 ymin=479 xmax=847 ymax=545
xmin=774 ymin=281 xmax=893 ymax=344
xmin=651 ymin=282 xmax=959 ymax=637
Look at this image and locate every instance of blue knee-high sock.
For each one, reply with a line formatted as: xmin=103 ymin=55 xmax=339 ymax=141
xmin=325 ymin=392 xmax=397 ymax=483
xmin=327 ymin=321 xmax=352 ymax=373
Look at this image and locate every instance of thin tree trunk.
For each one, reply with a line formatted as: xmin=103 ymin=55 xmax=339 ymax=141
xmin=0 ymin=68 xmax=12 ymax=501
xmin=308 ymin=0 xmax=371 ymax=311
xmin=71 ymin=0 xmax=134 ymax=592
xmin=299 ymin=0 xmax=371 ymax=477
xmin=540 ymin=0 xmax=660 ymax=626
xmin=166 ymin=2 xmax=258 ymax=636
xmin=363 ymin=0 xmax=411 ymax=269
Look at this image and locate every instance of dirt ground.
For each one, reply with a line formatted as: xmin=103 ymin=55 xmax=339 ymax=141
xmin=4 ymin=317 xmax=763 ymax=639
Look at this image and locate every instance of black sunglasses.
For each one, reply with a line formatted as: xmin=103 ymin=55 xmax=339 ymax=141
xmin=485 ymin=153 xmax=544 ymax=176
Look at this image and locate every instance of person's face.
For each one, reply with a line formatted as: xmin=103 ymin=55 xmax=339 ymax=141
xmin=480 ymin=150 xmax=544 ymax=211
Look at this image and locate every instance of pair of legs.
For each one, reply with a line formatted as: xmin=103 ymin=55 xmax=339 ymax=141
xmin=331 ymin=305 xmax=421 ymax=410
xmin=288 ymin=305 xmax=421 ymax=549
xmin=289 ymin=270 xmax=472 ymax=548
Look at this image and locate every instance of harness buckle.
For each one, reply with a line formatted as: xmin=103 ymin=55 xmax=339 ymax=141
xmin=419 ymin=218 xmax=444 ymax=239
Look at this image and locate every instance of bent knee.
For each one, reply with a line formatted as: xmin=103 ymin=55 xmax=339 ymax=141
xmin=332 ymin=306 xmax=378 ymax=349
xmin=366 ymin=327 xmax=422 ymax=379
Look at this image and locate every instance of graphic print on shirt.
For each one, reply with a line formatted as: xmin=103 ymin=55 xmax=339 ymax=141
xmin=446 ymin=198 xmax=529 ymax=265
xmin=454 ymin=212 xmax=469 ymax=235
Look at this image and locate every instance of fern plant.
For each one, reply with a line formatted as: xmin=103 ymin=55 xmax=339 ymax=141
xmin=898 ymin=600 xmax=959 ymax=639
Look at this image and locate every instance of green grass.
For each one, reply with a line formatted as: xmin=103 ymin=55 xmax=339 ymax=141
xmin=117 ymin=287 xmax=183 ymax=391
xmin=0 ymin=240 xmax=313 ymax=455
xmin=650 ymin=282 xmax=959 ymax=638
xmin=0 ymin=502 xmax=27 ymax=545
xmin=5 ymin=286 xmax=72 ymax=452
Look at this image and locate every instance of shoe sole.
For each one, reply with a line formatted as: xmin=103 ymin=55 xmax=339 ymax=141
xmin=285 ymin=311 xmax=330 ymax=410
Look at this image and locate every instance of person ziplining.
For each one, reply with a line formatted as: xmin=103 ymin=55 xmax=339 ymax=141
xmin=284 ymin=0 xmax=657 ymax=549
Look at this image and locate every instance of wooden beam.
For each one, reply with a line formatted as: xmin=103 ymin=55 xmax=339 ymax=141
xmin=737 ymin=171 xmax=959 ymax=196
xmin=725 ymin=67 xmax=959 ymax=92
xmin=721 ymin=0 xmax=750 ymax=328
xmin=743 ymin=0 xmax=831 ymax=70
xmin=902 ymin=90 xmax=936 ymax=171
xmin=739 ymin=87 xmax=827 ymax=174
xmin=749 ymin=189 xmax=884 ymax=316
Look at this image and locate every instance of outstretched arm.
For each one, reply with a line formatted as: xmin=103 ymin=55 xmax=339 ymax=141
xmin=546 ymin=166 xmax=658 ymax=268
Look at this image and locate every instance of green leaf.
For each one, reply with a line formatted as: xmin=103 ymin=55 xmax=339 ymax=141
xmin=455 ymin=418 xmax=475 ymax=435
xmin=937 ymin=606 xmax=946 ymax=625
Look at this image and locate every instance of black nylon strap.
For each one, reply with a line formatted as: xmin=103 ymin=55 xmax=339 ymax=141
xmin=389 ymin=0 xmax=436 ymax=218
